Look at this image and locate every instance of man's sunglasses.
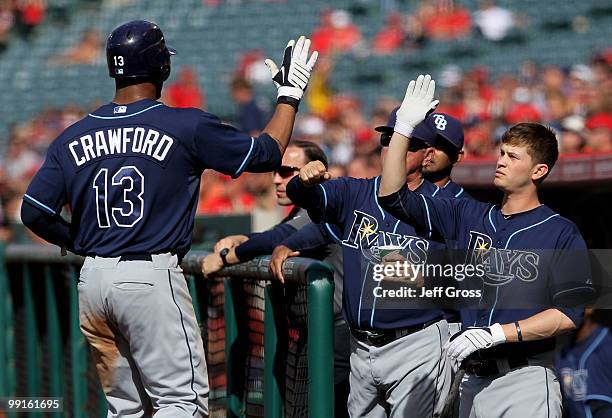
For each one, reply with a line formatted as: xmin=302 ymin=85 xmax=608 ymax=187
xmin=380 ymin=131 xmax=427 ymax=151
xmin=274 ymin=165 xmax=301 ymax=178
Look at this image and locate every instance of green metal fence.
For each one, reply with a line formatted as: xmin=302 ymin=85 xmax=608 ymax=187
xmin=0 ymin=243 xmax=334 ymax=418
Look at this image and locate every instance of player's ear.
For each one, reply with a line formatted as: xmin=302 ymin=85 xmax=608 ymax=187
xmin=531 ymin=163 xmax=549 ymax=182
xmin=455 ymin=150 xmax=465 ymax=164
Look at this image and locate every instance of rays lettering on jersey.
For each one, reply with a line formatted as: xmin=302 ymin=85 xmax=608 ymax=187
xmin=68 ymin=127 xmax=174 ymax=166
xmin=466 ymin=231 xmax=540 ymax=286
xmin=342 ymin=210 xmax=429 ymax=264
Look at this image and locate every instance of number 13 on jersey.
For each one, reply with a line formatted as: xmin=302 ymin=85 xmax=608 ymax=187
xmin=93 ymin=166 xmax=144 ymax=228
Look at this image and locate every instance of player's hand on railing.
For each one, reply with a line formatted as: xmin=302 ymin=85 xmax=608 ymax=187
xmin=298 ymin=161 xmax=331 ymax=187
xmin=213 ymin=235 xmax=249 ymax=253
xmin=265 ymin=35 xmax=319 ymax=108
xmin=394 ymin=74 xmax=439 ymax=138
xmin=202 ymin=253 xmax=224 ymax=279
xmin=269 ymin=245 xmax=300 ymax=284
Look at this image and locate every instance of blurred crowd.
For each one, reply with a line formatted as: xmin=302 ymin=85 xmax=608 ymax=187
xmin=0 ymin=0 xmax=611 ymax=239
xmin=0 ymin=0 xmax=46 ymax=51
xmin=305 ymin=0 xmax=526 ymax=57
xmin=1 ymin=52 xmax=610 ymax=237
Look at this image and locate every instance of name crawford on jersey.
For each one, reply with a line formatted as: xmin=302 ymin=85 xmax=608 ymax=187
xmin=68 ymin=127 xmax=174 ymax=166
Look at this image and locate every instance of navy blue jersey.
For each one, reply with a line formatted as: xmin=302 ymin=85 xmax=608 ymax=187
xmin=286 ymin=176 xmax=445 ymax=329
xmin=24 ymin=99 xmax=280 ymax=257
xmin=437 ymin=179 xmax=471 ymax=200
xmin=378 ymin=187 xmax=592 ymax=329
xmin=556 ymin=327 xmax=612 ymax=418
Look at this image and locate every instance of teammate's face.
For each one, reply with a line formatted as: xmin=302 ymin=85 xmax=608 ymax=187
xmin=422 ymin=146 xmax=463 ymax=174
xmin=380 ymin=146 xmax=426 ymax=176
xmin=422 ymin=147 xmax=452 ymax=174
xmin=493 ymin=143 xmax=549 ymax=192
xmin=273 ymin=146 xmax=307 ymax=206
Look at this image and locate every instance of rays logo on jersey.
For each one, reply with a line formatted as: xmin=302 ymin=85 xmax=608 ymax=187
xmin=342 ymin=210 xmax=429 ymax=265
xmin=560 ymin=367 xmax=588 ymax=401
xmin=466 ymin=231 xmax=540 ymax=286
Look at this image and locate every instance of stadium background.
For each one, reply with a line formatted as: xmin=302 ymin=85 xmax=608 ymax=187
xmin=0 ymin=0 xmax=611 ymax=417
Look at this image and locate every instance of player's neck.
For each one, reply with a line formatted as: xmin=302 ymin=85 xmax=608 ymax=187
xmin=113 ymin=83 xmax=159 ymax=105
xmin=406 ymin=172 xmax=424 ymax=191
xmin=501 ymin=188 xmax=541 ymax=215
xmin=432 ymin=176 xmax=451 ymax=188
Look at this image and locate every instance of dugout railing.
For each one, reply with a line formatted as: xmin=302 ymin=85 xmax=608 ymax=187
xmin=0 ymin=243 xmax=334 ymax=418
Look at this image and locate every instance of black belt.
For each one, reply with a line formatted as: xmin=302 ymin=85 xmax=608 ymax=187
xmin=464 ymin=355 xmax=529 ymax=377
xmin=350 ymin=316 xmax=443 ymax=347
xmin=119 ymin=254 xmax=152 ymax=261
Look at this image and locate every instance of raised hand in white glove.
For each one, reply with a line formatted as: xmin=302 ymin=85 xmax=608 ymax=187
xmin=394 ymin=74 xmax=440 ymax=138
xmin=265 ymin=35 xmax=318 ymax=110
xmin=444 ymin=323 xmax=506 ymax=366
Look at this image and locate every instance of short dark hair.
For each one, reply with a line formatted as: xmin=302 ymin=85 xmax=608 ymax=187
xmin=230 ymin=77 xmax=252 ymax=91
xmin=289 ymin=140 xmax=329 ymax=169
xmin=501 ymin=123 xmax=559 ymax=181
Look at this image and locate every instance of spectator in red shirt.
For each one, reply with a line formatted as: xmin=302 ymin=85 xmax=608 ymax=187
xmin=165 ymin=66 xmax=205 ymax=109
xmin=505 ymin=87 xmax=542 ymax=124
xmin=584 ymin=113 xmax=612 ymax=153
xmin=311 ymin=9 xmax=362 ymax=55
xmin=16 ymin=0 xmax=45 ymax=37
xmin=372 ymin=12 xmax=404 ymax=54
xmin=423 ymin=0 xmax=471 ymax=40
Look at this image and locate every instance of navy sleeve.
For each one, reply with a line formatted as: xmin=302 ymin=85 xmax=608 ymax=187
xmin=23 ymin=142 xmax=67 ymax=216
xmin=234 ymin=223 xmax=298 ymax=262
xmin=280 ymin=223 xmax=339 ymax=251
xmin=550 ymin=226 xmax=594 ymax=327
xmin=193 ymin=112 xmax=281 ymax=178
xmin=21 ymin=200 xmax=73 ymax=250
xmin=378 ymin=185 xmax=469 ymax=241
xmin=589 ymin=401 xmax=612 ymax=418
xmin=286 ymin=176 xmax=352 ymax=225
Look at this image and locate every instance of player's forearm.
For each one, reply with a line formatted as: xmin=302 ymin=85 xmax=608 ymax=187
xmin=21 ymin=201 xmax=73 ymax=251
xmin=234 ymin=223 xmax=297 ymax=262
xmin=379 ymin=132 xmax=411 ymax=196
xmin=501 ymin=309 xmax=577 ymax=343
xmin=262 ymin=104 xmax=297 ymax=155
xmin=285 ymin=176 xmax=326 ymax=222
xmin=280 ymin=223 xmax=331 ymax=252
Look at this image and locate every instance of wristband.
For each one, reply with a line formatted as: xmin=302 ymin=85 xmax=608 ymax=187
xmin=393 ymin=120 xmax=414 ymax=138
xmin=277 ymin=96 xmax=300 ymax=111
xmin=219 ymin=248 xmax=231 ymax=267
xmin=514 ymin=321 xmax=523 ymax=342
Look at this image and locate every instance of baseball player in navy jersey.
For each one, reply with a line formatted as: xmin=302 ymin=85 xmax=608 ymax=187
xmin=283 ymin=121 xmax=453 ymax=417
xmin=202 ymin=140 xmax=351 ymax=418
xmin=377 ymin=74 xmax=593 ymax=418
xmin=376 ymin=109 xmax=471 ymax=339
xmin=20 ymin=20 xmax=318 ymax=417
xmin=376 ymin=109 xmax=471 ymax=200
xmin=556 ymin=309 xmax=612 ymax=418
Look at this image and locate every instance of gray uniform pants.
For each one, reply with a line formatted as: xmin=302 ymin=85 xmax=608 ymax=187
xmin=459 ymin=365 xmax=561 ymax=418
xmin=78 ymin=254 xmax=209 ymax=417
xmin=348 ymin=319 xmax=451 ymax=418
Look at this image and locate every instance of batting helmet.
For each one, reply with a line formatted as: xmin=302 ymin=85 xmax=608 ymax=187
xmin=106 ymin=20 xmax=176 ymax=82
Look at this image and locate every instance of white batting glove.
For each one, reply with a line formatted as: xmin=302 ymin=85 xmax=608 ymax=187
xmin=394 ymin=74 xmax=439 ymax=138
xmin=265 ymin=36 xmax=318 ymax=107
xmin=444 ymin=323 xmax=506 ymax=366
